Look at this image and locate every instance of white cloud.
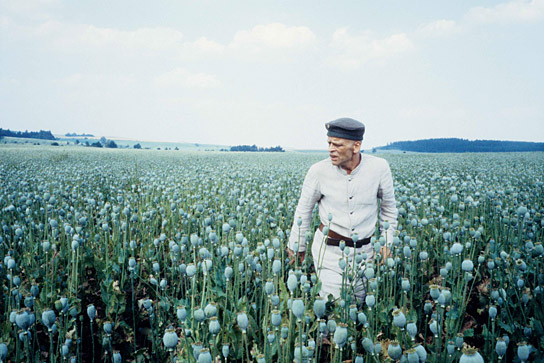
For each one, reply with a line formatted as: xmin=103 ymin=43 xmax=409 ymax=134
xmin=416 ymin=19 xmax=463 ymax=38
xmin=178 ymin=36 xmax=226 ymax=60
xmin=328 ymin=28 xmax=414 ymax=70
xmin=0 ymin=0 xmax=59 ymax=20
xmin=466 ymin=0 xmax=544 ymax=24
xmin=55 ymin=73 xmax=138 ymax=91
xmin=154 ymin=68 xmax=221 ymax=89
xmin=47 ymin=23 xmax=184 ymax=52
xmin=190 ymin=36 xmax=225 ymax=53
xmin=229 ymin=23 xmax=316 ymax=52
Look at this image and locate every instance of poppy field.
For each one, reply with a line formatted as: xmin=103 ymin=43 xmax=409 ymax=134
xmin=0 ymin=145 xmax=543 ymax=362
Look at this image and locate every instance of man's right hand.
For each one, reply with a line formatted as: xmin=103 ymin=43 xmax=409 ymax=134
xmin=287 ymin=248 xmax=305 ymax=265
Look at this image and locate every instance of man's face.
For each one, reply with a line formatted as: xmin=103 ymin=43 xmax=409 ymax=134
xmin=327 ymin=137 xmax=361 ymax=167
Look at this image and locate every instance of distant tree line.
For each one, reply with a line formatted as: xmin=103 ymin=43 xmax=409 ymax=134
xmin=0 ymin=128 xmax=56 ymax=140
xmin=230 ymin=144 xmax=284 ymax=152
xmin=65 ymin=132 xmax=94 ymax=137
xmin=84 ymin=136 xmax=118 ymax=148
xmin=379 ymin=138 xmax=544 ymax=153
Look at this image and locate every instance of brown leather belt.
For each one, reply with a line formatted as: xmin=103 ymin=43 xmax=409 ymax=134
xmin=319 ymin=223 xmax=371 ymax=248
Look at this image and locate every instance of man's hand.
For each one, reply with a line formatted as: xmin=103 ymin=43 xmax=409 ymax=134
xmin=287 ymin=248 xmax=305 ymax=265
xmin=379 ymin=245 xmax=391 ymax=264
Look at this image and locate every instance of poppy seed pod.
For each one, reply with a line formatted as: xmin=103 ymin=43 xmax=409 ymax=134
xmin=403 ymin=246 xmax=411 ymax=258
xmin=387 ymin=340 xmax=402 ymax=360
xmin=291 ymin=299 xmax=305 ymax=320
xmin=489 ymin=305 xmax=497 ymax=320
xmin=208 ymin=317 xmax=220 ymax=335
xmin=362 ymin=337 xmax=374 ymax=354
xmin=204 ymin=303 xmax=217 ymax=318
xmin=429 ymin=319 xmax=439 ymax=337
xmin=186 ymin=263 xmax=197 ymax=277
xmin=198 ymin=348 xmax=212 ymax=363
xmin=7 ymin=258 xmax=16 ymax=270
xmin=459 ymin=346 xmax=484 ymax=363
xmin=42 ymin=309 xmax=56 ymax=330
xmin=264 ymin=279 xmax=274 ymax=295
xmin=30 ymin=284 xmax=39 ymax=298
xmin=224 ymin=266 xmax=233 ymax=280
xmin=415 ymin=344 xmax=427 ymax=362
xmin=318 ymin=319 xmax=327 ymax=334
xmin=103 ymin=321 xmax=113 ymax=335
xmin=313 ymin=297 xmax=326 ymax=319
xmin=406 ymin=348 xmax=418 ymax=363
xmin=87 ymin=304 xmax=96 ymax=322
xmin=15 ymin=309 xmax=31 ymax=331
xmin=401 ymin=278 xmax=410 ymax=292
xmin=128 ymin=257 xmax=136 ymax=269
xmin=287 ymin=273 xmax=298 ymax=294
xmin=455 ymin=333 xmax=464 ymax=349
xmin=327 ymin=319 xmax=337 ymax=333
xmin=407 ymin=320 xmax=417 ymax=340
xmin=267 ymin=247 xmax=274 ymax=260
xmin=450 ymin=242 xmax=463 ymax=255
xmin=392 ymin=309 xmax=406 ymax=329
xmin=333 ymin=323 xmax=348 ymax=348
xmin=365 ymin=293 xmax=376 ymax=309
xmin=194 ymin=308 xmax=205 ymax=322
xmin=191 ymin=342 xmax=203 ymax=359
xmin=271 ymin=310 xmax=282 ymax=327
xmin=221 ymin=344 xmax=229 ymax=358
xmin=517 ymin=342 xmax=530 ymax=362
xmin=447 ymin=340 xmax=455 ymax=355
xmin=202 ymin=259 xmax=213 ymax=274
xmin=281 ymin=324 xmax=289 ymax=339
xmin=429 ymin=285 xmax=440 ymax=301
xmin=462 ymin=259 xmax=474 ymax=272
xmin=349 ymin=305 xmax=358 ymax=322
xmin=358 ymin=311 xmax=368 ymax=326
xmin=495 ymin=337 xmax=507 ymax=358
xmin=176 ymin=306 xmax=187 ymax=322
xmin=237 ymin=312 xmax=249 ymax=332
xmin=162 ymin=328 xmax=178 ymax=350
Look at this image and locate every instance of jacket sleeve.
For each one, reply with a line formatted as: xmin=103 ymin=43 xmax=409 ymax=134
xmin=377 ymin=160 xmax=398 ymax=245
xmin=288 ymin=166 xmax=321 ymax=252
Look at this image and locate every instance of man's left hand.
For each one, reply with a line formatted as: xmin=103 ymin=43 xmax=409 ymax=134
xmin=379 ymin=245 xmax=391 ymax=264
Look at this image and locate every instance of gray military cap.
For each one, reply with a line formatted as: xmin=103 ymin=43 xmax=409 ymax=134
xmin=325 ymin=117 xmax=365 ymax=141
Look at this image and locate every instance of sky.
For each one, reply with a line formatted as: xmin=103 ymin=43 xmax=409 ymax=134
xmin=1 ymin=0 xmax=543 ymax=150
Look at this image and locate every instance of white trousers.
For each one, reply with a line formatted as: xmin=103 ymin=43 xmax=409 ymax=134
xmin=311 ymin=228 xmax=374 ymax=303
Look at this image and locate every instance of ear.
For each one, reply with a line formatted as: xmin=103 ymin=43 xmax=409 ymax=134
xmin=353 ymin=141 xmax=362 ymax=153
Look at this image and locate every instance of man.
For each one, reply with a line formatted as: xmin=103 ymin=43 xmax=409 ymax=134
xmin=287 ymin=117 xmax=397 ymax=301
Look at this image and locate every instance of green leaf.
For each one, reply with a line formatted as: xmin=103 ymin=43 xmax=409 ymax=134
xmin=498 ymin=321 xmax=513 ymax=333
